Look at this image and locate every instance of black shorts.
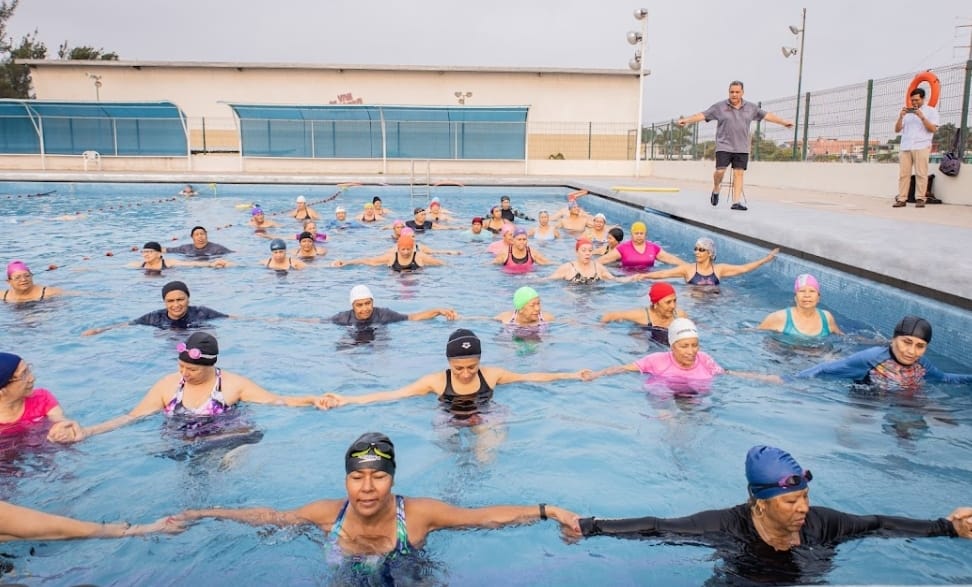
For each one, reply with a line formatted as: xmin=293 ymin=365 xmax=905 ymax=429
xmin=715 ymin=151 xmax=749 ymax=170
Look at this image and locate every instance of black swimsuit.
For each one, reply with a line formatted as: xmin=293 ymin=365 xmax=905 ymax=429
xmin=3 ymin=286 xmax=46 ymax=302
xmin=439 ymin=369 xmax=494 ymax=421
xmin=391 ymin=252 xmax=420 ymax=272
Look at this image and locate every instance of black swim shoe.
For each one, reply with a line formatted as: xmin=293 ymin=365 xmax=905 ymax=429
xmin=730 ymin=203 xmax=748 ymax=211
xmin=710 ymin=192 xmax=720 ymax=206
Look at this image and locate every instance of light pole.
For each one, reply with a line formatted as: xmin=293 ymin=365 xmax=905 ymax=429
xmin=781 ymin=8 xmax=806 ymax=160
xmin=627 ymin=8 xmax=649 ymax=177
xmin=87 ymin=73 xmax=102 ymax=101
xmin=454 ymin=91 xmax=472 ymax=105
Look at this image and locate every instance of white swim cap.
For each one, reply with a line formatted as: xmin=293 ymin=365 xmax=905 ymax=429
xmin=296 ymin=195 xmax=307 ymax=203
xmin=349 ymin=285 xmax=374 ymax=304
xmin=667 ymin=318 xmax=699 ymax=345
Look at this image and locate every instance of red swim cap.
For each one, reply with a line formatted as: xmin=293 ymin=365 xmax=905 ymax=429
xmin=575 ymin=238 xmax=593 ymax=251
xmin=649 ymin=282 xmax=676 ymax=304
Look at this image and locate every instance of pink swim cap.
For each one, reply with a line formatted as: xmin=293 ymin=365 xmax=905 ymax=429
xmin=400 ymin=227 xmax=415 ymax=237
xmin=6 ymin=260 xmax=30 ymax=278
xmin=794 ymin=273 xmax=820 ymax=292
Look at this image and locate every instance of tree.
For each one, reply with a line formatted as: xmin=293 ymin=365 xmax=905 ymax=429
xmin=57 ymin=42 xmax=118 ymax=61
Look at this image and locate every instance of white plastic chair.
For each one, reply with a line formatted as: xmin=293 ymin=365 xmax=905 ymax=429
xmin=82 ymin=150 xmax=102 ymax=171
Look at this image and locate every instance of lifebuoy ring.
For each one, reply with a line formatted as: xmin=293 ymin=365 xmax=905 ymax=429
xmin=906 ymin=71 xmax=940 ymax=107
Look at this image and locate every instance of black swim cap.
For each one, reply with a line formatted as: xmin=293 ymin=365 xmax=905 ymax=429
xmin=446 ymin=328 xmax=481 ymax=358
xmin=161 ymin=280 xmax=190 ymax=300
xmin=179 ymin=332 xmax=218 ymax=366
xmin=142 ymin=241 xmax=162 ymax=252
xmin=345 ymin=432 xmax=396 ymax=476
xmin=893 ymin=315 xmax=932 ymax=343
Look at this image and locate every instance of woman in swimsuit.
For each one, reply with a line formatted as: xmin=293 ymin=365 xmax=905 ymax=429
xmin=371 ymin=196 xmax=392 ymax=219
xmin=583 ymin=213 xmax=613 ymax=254
xmin=291 ymin=195 xmax=320 ymax=221
xmin=547 ymin=238 xmax=642 ymax=284
xmin=605 ymin=227 xmax=623 ymax=253
xmin=599 ymin=221 xmax=685 ymax=272
xmin=298 ymin=219 xmax=327 ymax=242
xmin=600 ymin=282 xmax=688 ymax=346
xmin=177 ymin=432 xmax=581 ymax=572
xmin=758 ymin=274 xmax=842 ymax=338
xmin=494 ymin=286 xmax=554 ymax=327
xmin=249 ymin=207 xmax=281 ymax=235
xmin=129 ymin=242 xmax=228 ymax=272
xmin=2 ymin=261 xmax=65 ymax=303
xmin=48 ymin=332 xmax=328 ymax=444
xmin=359 ymin=203 xmax=379 ymax=223
xmin=426 ymin=197 xmax=453 ymax=224
xmin=264 ymin=239 xmax=306 ymax=271
xmin=528 ymin=210 xmax=561 ymax=241
xmin=0 ymin=500 xmax=184 ymax=542
xmin=641 ymin=237 xmax=779 ymax=287
xmin=0 ymin=353 xmax=77 ymax=439
xmin=331 ymin=235 xmax=444 ymax=271
xmin=483 ymin=206 xmax=507 ymax=234
xmin=557 ymin=199 xmax=590 ymax=234
xmin=295 ymin=232 xmax=327 ymax=261
xmin=322 ymin=329 xmax=589 ymax=413
xmin=492 ymin=228 xmax=551 ymax=273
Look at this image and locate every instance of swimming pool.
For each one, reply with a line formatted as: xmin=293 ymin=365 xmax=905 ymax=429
xmin=1 ymin=181 xmax=971 ymax=584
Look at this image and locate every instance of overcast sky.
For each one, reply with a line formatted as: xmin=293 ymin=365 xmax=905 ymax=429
xmin=7 ymin=0 xmax=972 ymax=121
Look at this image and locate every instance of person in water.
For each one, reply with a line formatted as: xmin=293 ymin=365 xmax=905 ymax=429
xmin=2 ymin=260 xmax=67 ymax=303
xmin=599 ymin=282 xmax=687 ymax=346
xmin=128 ymin=242 xmax=228 ymax=272
xmin=494 ymin=286 xmax=554 ymax=328
xmin=468 ymin=217 xmax=487 ymax=240
xmin=331 ymin=235 xmax=444 ymax=271
xmin=577 ymin=445 xmax=972 ymax=585
xmin=0 ymin=353 xmax=76 ymax=438
xmin=483 ymin=206 xmax=507 ymax=234
xmin=556 ymin=198 xmax=590 ymax=234
xmin=291 ymin=195 xmax=320 ymax=221
xmin=0 ymin=500 xmax=184 ymax=542
xmin=405 ymin=208 xmax=447 ymax=233
xmin=294 ymin=232 xmax=327 ymax=260
xmin=640 ymin=237 xmax=778 ymax=287
xmin=263 ymin=238 xmax=306 ymax=271
xmin=321 ymin=329 xmax=590 ymax=415
xmin=528 ymin=210 xmax=561 ymax=241
xmin=329 ymin=285 xmax=458 ymax=327
xmin=605 ymin=227 xmax=623 ymax=252
xmin=297 ymin=219 xmax=327 ymax=242
xmin=492 ymin=228 xmax=552 ymax=273
xmin=784 ymin=316 xmax=972 ymax=389
xmin=82 ymin=281 xmax=229 ymax=336
xmin=166 ymin=226 xmax=233 ymax=258
xmin=48 ymin=333 xmax=329 ymax=444
xmin=598 ymin=221 xmax=684 ymax=272
xmin=176 ymin=432 xmax=580 ymax=574
xmin=547 ymin=238 xmax=643 ymax=284
xmin=758 ymin=273 xmax=842 ymax=338
xmin=249 ymin=207 xmax=281 ymax=235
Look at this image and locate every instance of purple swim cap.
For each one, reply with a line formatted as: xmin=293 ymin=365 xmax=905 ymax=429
xmin=794 ymin=274 xmax=820 ymax=293
xmin=513 ymin=227 xmax=528 ymax=237
xmin=6 ymin=260 xmax=30 ymax=278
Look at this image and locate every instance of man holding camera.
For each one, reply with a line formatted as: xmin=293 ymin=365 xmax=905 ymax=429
xmin=894 ymin=88 xmax=939 ymax=208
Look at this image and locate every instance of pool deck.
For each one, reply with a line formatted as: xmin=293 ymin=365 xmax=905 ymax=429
xmin=2 ymin=170 xmax=970 ymax=308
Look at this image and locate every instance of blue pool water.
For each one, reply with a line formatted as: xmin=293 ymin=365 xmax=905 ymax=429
xmin=1 ymin=181 xmax=971 ymax=585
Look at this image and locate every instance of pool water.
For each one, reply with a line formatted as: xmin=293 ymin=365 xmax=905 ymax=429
xmin=1 ymin=181 xmax=971 ymax=585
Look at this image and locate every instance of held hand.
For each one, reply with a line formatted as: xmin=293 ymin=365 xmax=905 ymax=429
xmin=676 ymin=119 xmax=687 ymax=127
xmin=81 ymin=327 xmax=103 ymax=337
xmin=47 ymin=420 xmax=85 ymax=443
xmin=320 ymin=393 xmax=347 ymax=409
xmin=331 ymin=260 xmax=345 ymax=267
xmin=441 ymin=309 xmax=459 ymax=321
xmin=578 ymin=369 xmax=595 ymax=381
xmin=947 ymin=507 xmax=972 ymax=538
xmin=547 ymin=505 xmax=583 ymax=541
xmin=136 ymin=515 xmax=189 ymax=536
xmin=312 ymin=395 xmax=331 ymax=410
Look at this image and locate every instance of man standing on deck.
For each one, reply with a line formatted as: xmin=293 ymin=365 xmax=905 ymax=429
xmin=678 ymin=81 xmax=793 ymax=211
xmin=893 ymin=88 xmax=939 ymax=208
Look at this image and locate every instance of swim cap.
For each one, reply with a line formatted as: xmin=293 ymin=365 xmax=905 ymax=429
xmin=349 ymin=284 xmax=374 ymax=304
xmin=298 ymin=231 xmax=315 ymax=242
xmin=251 ymin=207 xmax=264 ymax=217
xmin=0 ymin=352 xmax=22 ymax=388
xmin=413 ymin=207 xmax=425 ymax=215
xmin=667 ymin=318 xmax=699 ymax=345
xmin=512 ymin=227 xmax=528 ymax=238
xmin=335 ymin=206 xmax=346 ymax=213
xmin=161 ymin=280 xmax=189 ymax=300
xmin=269 ymin=238 xmax=287 ymax=251
xmin=592 ymin=213 xmax=606 ymax=221
xmin=190 ymin=226 xmax=206 ymax=236
xmin=345 ymin=432 xmax=396 ymax=476
xmin=695 ymin=237 xmax=717 ymax=259
xmin=178 ymin=332 xmax=218 ymax=366
xmin=608 ymin=227 xmax=624 ymax=243
xmin=745 ymin=445 xmax=810 ymax=500
xmin=430 ymin=197 xmax=440 ymax=205
xmin=142 ymin=241 xmax=162 ymax=252
xmin=893 ymin=315 xmax=933 ymax=343
xmin=392 ymin=219 xmax=405 ymax=227
xmin=400 ymin=227 xmax=415 ymax=237
xmin=513 ymin=286 xmax=539 ymax=310
xmin=6 ymin=260 xmax=30 ymax=278
xmin=631 ymin=221 xmax=647 ymax=233
xmin=397 ymin=235 xmax=415 ymax=249
xmin=648 ymin=282 xmax=676 ymax=304
xmin=471 ymin=217 xmax=483 ymax=225
xmin=501 ymin=224 xmax=514 ymax=235
xmin=575 ymin=237 xmax=593 ymax=251
xmin=794 ymin=274 xmax=820 ymax=293
xmin=500 ymin=195 xmax=510 ymax=202
xmin=364 ymin=203 xmax=374 ymax=209
xmin=446 ymin=328 xmax=481 ymax=358
xmin=296 ymin=195 xmax=306 ymax=203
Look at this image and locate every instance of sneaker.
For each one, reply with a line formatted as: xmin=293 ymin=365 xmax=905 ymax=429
xmin=926 ymin=195 xmax=943 ymax=204
xmin=730 ymin=203 xmax=748 ymax=211
xmin=710 ymin=192 xmax=720 ymax=206
xmin=915 ymin=200 xmax=926 ymax=208
xmin=892 ymin=201 xmax=907 ymax=208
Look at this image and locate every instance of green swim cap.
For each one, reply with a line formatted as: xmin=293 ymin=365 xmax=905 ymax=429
xmin=513 ymin=286 xmax=539 ymax=310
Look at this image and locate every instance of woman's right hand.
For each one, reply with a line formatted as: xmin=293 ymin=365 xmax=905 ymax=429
xmin=320 ymin=393 xmax=347 ymax=409
xmin=47 ymin=420 xmax=85 ymax=443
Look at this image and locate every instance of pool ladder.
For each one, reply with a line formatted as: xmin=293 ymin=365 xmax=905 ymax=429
xmin=409 ymin=159 xmax=431 ymax=206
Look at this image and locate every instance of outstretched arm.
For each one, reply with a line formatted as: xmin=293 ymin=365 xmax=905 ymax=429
xmin=82 ymin=320 xmax=130 ymax=337
xmin=408 ymin=308 xmax=458 ymax=321
xmin=640 ymin=265 xmax=690 ymax=281
xmin=585 ymin=363 xmax=640 ymax=380
xmin=492 ymin=367 xmax=588 ymax=385
xmin=655 ymin=249 xmax=685 ymax=266
xmin=763 ymin=113 xmax=794 ymax=128
xmin=0 ymin=502 xmax=184 ymax=542
xmin=237 ymin=375 xmax=327 ymax=408
xmin=676 ymin=113 xmax=705 ymax=126
xmin=716 ymin=248 xmax=779 ymax=279
xmin=50 ymin=382 xmax=168 ymax=442
xmin=600 ymin=309 xmax=647 ymax=325
xmin=322 ymin=373 xmax=440 ymax=408
xmin=415 ymin=498 xmax=580 ymax=538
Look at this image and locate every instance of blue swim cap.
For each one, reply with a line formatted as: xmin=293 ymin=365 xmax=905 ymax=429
xmin=269 ymin=238 xmax=287 ymax=251
xmin=0 ymin=352 xmax=22 ymax=388
xmin=745 ymin=445 xmax=809 ymax=500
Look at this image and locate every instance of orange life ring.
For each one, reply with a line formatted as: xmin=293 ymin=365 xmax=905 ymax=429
xmin=905 ymin=71 xmax=940 ymax=107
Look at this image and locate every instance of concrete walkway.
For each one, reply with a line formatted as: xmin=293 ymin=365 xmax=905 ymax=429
xmin=570 ymin=176 xmax=972 ymax=309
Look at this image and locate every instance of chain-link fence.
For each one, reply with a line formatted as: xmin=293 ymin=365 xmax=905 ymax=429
xmin=645 ymin=60 xmax=972 ymax=163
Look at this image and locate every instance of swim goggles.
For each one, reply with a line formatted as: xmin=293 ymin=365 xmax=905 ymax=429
xmin=349 ymin=439 xmax=394 ymax=460
xmin=749 ymin=470 xmax=813 ymax=492
xmin=176 ymin=342 xmax=217 ymax=361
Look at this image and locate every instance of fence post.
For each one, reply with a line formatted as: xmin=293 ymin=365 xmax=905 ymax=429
xmin=650 ymin=123 xmax=655 ymax=160
xmin=588 ymin=122 xmax=593 ymax=160
xmin=862 ymin=80 xmax=873 ymax=162
xmin=201 ymin=117 xmax=207 ymax=153
xmin=692 ymin=124 xmax=698 ymax=160
xmin=960 ymin=60 xmax=972 ymax=159
xmin=754 ymin=101 xmax=762 ymax=161
xmin=801 ymin=92 xmax=811 ymax=161
xmin=668 ymin=120 xmax=674 ymax=160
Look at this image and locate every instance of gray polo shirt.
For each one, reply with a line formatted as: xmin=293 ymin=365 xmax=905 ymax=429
xmin=703 ymin=100 xmax=766 ymax=154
